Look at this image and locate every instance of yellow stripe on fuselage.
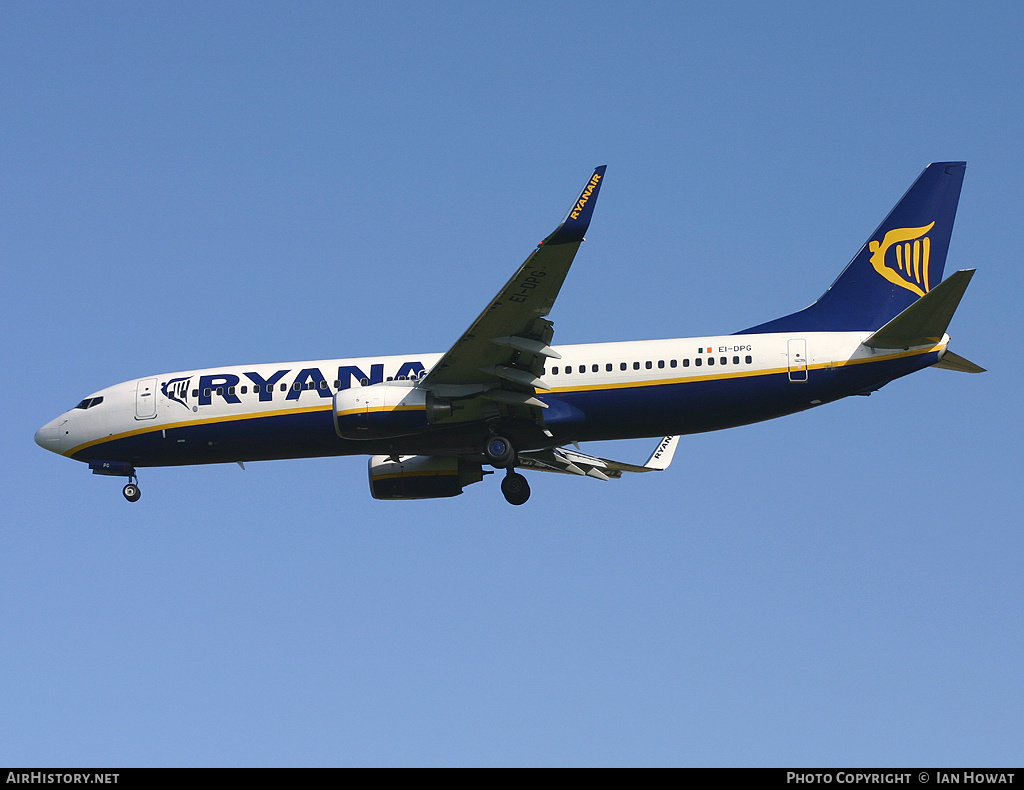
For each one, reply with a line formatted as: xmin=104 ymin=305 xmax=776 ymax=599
xmin=542 ymin=344 xmax=943 ymax=394
xmin=65 ymin=402 xmax=334 ymax=457
xmin=68 ymin=345 xmax=942 ymax=458
xmin=334 ymin=405 xmax=428 ymax=418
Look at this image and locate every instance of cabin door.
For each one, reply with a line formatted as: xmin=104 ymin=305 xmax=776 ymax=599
xmin=787 ymin=339 xmax=808 ymax=382
xmin=135 ymin=377 xmax=158 ymax=420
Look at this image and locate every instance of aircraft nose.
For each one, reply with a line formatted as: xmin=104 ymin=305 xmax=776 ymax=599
xmin=34 ymin=418 xmax=63 ymax=454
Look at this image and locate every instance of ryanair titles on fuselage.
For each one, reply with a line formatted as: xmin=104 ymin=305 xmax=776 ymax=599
xmin=160 ymin=360 xmax=429 ymax=411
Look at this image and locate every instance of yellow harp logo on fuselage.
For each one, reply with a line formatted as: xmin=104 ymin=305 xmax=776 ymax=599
xmin=868 ymin=222 xmax=936 ymax=297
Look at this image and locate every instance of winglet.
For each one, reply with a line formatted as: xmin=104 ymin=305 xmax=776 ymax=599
xmin=543 ymin=166 xmax=607 ymax=246
xmin=644 ymin=435 xmax=679 ymax=470
xmin=516 ymin=436 xmax=680 ymax=478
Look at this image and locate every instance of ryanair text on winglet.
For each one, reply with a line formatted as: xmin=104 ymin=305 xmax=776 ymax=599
xmin=651 ymin=435 xmax=675 ymax=461
xmin=569 ymin=172 xmax=602 ymax=220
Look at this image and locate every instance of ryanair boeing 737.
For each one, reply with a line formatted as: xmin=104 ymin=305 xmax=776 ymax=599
xmin=35 ymin=163 xmax=982 ymax=505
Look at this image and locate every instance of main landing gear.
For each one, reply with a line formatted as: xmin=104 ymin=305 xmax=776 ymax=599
xmin=122 ymin=476 xmax=141 ymax=502
xmin=500 ymin=469 xmax=530 ymax=506
xmin=485 ymin=433 xmax=531 ymax=505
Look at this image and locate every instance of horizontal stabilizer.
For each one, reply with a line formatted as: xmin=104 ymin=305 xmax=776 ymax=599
xmin=933 ymin=351 xmax=986 ymax=373
xmin=863 ymin=269 xmax=975 ymax=350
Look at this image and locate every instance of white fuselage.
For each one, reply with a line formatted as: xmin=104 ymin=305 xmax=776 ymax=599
xmin=35 ymin=331 xmax=946 ymax=465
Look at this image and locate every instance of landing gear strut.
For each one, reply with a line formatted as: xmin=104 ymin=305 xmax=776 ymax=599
xmin=501 ymin=469 xmax=530 ymax=505
xmin=484 ymin=431 xmax=528 ymax=504
xmin=122 ymin=477 xmax=141 ymax=502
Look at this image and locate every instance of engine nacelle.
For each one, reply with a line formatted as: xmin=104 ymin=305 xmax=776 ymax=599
xmin=368 ymin=455 xmax=486 ymax=500
xmin=334 ymin=383 xmax=430 ymax=439
xmin=335 ymin=382 xmax=458 ymax=439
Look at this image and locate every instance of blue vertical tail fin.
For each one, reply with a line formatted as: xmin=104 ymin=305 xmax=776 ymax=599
xmin=741 ymin=162 xmax=966 ymax=333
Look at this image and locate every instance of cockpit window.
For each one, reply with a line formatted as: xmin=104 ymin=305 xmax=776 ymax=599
xmin=74 ymin=396 xmax=104 ymax=410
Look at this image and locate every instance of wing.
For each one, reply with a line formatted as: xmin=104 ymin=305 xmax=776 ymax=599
xmin=421 ymin=166 xmax=607 ymax=423
xmin=517 ymin=436 xmax=680 ymax=480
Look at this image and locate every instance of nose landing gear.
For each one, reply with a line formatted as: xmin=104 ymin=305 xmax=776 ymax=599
xmin=88 ymin=461 xmax=142 ymax=503
xmin=122 ymin=477 xmax=141 ymax=502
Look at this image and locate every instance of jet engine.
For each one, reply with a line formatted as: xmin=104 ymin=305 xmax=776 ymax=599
xmin=368 ymin=455 xmax=486 ymax=500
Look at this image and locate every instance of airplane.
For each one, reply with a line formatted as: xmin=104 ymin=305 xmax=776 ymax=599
xmin=35 ymin=162 xmax=982 ymax=506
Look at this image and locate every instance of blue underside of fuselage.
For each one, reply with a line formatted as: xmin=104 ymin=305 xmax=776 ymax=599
xmin=71 ymin=351 xmax=938 ymax=468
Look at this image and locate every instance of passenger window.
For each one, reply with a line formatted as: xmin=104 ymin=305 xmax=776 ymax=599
xmin=240 ymin=386 xmax=247 ymax=394
xmin=228 ymin=387 xmax=235 ymax=395
xmin=708 ymin=357 xmax=715 ymax=366
xmin=658 ymin=360 xmax=665 ymax=369
xmin=192 ymin=390 xmax=199 ymax=398
xmin=579 ymin=365 xmax=585 ymax=374
xmin=204 ymin=388 xmax=211 ymax=396
xmin=620 ymin=362 xmax=627 ymax=371
xmin=695 ymin=358 xmax=702 ymax=367
xmin=281 ymin=383 xmax=287 ymax=391
xmin=683 ymin=359 xmax=690 ymax=367
xmin=253 ymin=385 xmax=261 ymax=394
xmin=593 ymin=364 xmax=599 ymax=373
xmin=670 ymin=359 xmax=677 ymax=368
xmin=606 ymin=363 xmax=612 ymax=372
xmin=645 ymin=361 xmax=652 ymax=369
xmin=720 ymin=357 xmax=727 ymax=365
xmin=552 ymin=366 xmax=559 ymax=375
xmin=633 ymin=362 xmax=640 ymax=370
xmin=745 ymin=355 xmax=752 ymax=364
xmin=733 ymin=356 xmax=739 ymax=365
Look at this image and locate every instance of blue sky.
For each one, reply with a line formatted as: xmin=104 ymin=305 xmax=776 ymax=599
xmin=3 ymin=1 xmax=1022 ymax=766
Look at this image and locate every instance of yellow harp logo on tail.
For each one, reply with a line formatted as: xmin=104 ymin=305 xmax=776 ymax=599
xmin=868 ymin=222 xmax=936 ymax=297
